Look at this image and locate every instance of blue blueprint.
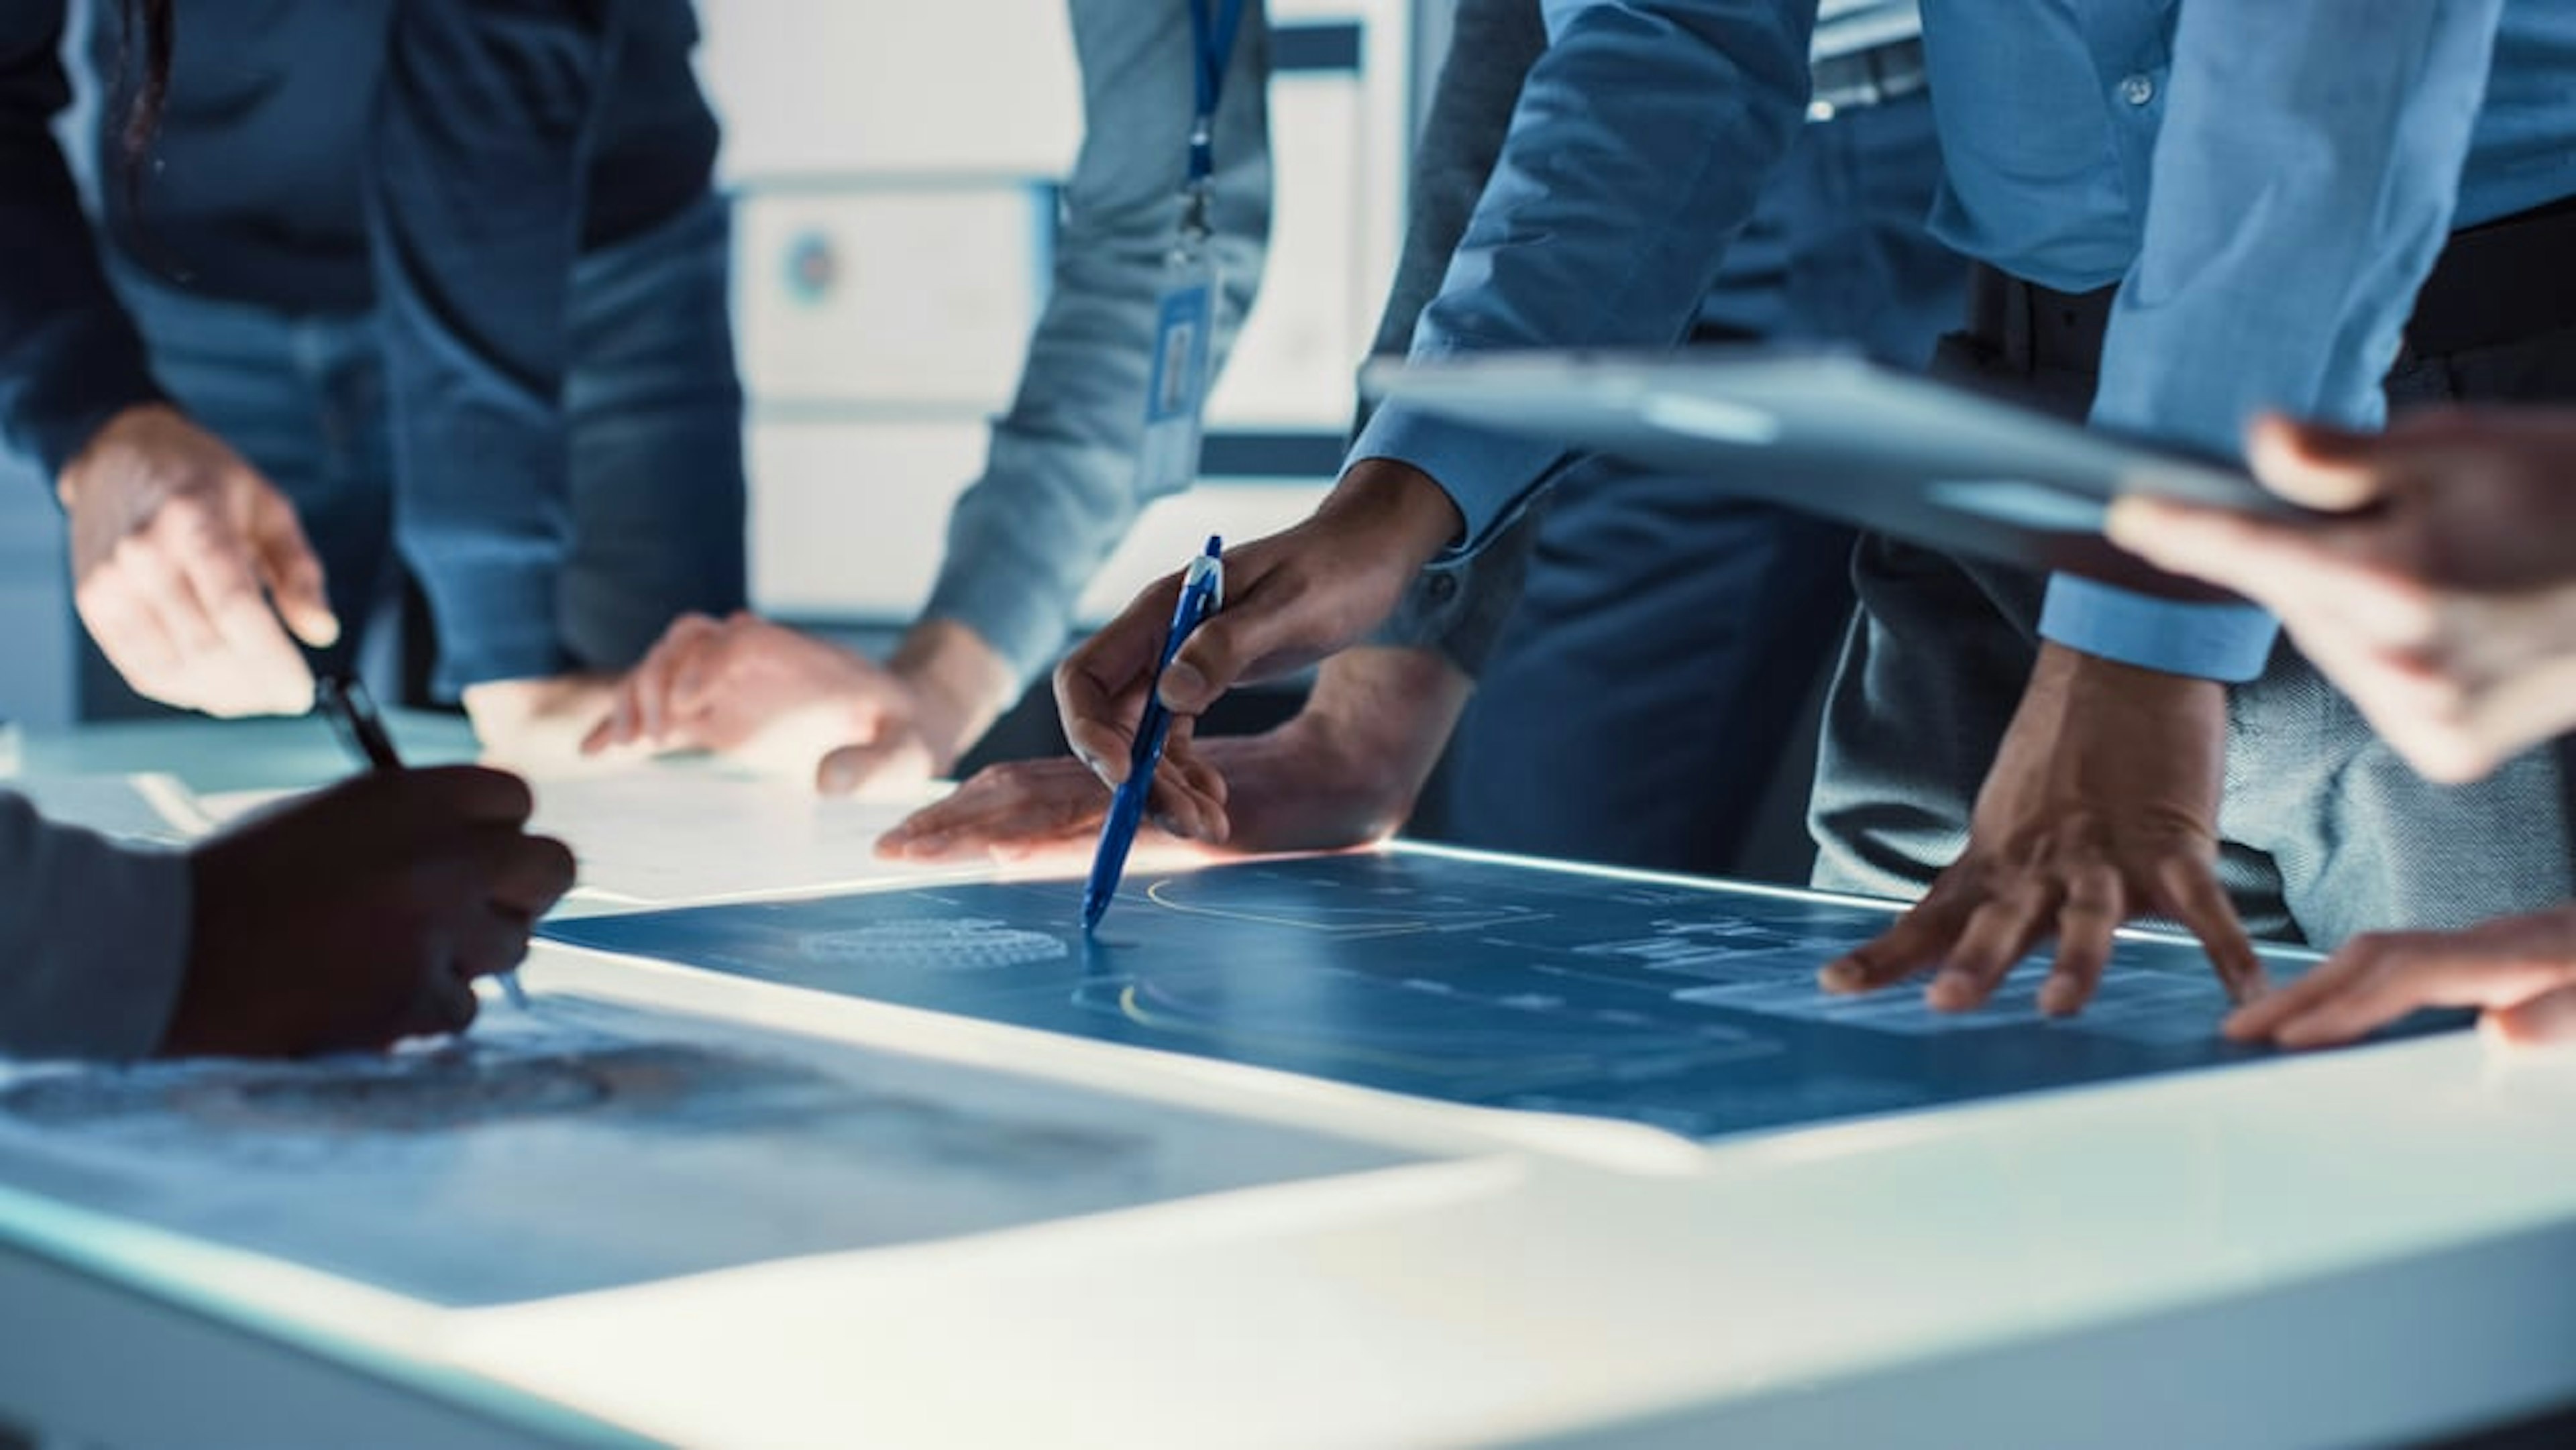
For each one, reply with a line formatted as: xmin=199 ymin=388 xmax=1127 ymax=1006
xmin=544 ymin=850 xmax=2461 ymax=1142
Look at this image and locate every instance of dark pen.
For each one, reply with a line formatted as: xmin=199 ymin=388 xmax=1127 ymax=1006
xmin=315 ymin=673 xmax=531 ymax=1009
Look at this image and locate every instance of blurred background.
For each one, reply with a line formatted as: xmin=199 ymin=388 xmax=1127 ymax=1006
xmin=0 ymin=0 xmax=1458 ymax=728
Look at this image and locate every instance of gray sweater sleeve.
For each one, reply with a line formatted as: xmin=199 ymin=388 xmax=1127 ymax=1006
xmin=921 ymin=0 xmax=1274 ymax=689
xmin=0 ymin=793 xmax=191 ymax=1061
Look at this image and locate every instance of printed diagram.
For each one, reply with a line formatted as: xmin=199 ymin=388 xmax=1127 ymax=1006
xmin=0 ymin=996 xmax=1417 ymax=1305
xmin=546 ymin=850 xmax=2426 ymax=1148
xmin=1087 ymin=965 xmax=1775 ymax=1094
xmin=1138 ymin=868 xmax=1551 ymax=939
xmin=799 ymin=917 xmax=1069 ymax=971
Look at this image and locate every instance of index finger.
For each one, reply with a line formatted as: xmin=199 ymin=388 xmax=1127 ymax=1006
xmin=2155 ymin=858 xmax=2271 ymax=1007
xmin=1057 ymin=573 xmax=1187 ymax=785
xmin=390 ymin=765 xmax=539 ymax=828
xmin=176 ymin=526 xmax=315 ymax=714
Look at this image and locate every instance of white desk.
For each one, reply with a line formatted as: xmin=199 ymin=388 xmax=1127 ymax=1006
xmin=3 ymin=719 xmax=2573 ymax=1449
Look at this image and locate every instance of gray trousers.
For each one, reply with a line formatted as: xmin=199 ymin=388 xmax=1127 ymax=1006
xmin=1810 ymin=327 xmax=2576 ymax=947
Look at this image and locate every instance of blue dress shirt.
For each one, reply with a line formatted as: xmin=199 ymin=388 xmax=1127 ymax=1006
xmin=1351 ymin=0 xmax=2576 ymax=681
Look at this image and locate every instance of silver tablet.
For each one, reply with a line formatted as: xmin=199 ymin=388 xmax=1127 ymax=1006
xmin=1364 ymin=349 xmax=2300 ymax=584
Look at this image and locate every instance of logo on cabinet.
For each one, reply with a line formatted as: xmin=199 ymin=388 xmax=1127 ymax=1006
xmin=783 ymin=231 xmax=841 ymax=306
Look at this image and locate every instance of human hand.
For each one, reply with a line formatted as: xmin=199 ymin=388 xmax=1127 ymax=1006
xmin=2108 ymin=410 xmax=2576 ymax=783
xmin=1056 ymin=460 xmax=1464 ymax=789
xmin=60 ymin=404 xmax=338 ymax=717
xmin=1819 ymin=643 xmax=2267 ymax=1015
xmin=464 ymin=672 xmax=620 ymax=768
xmin=160 ymin=766 xmax=576 ymax=1057
xmin=580 ymin=614 xmax=1012 ymax=792
xmin=2223 ymin=904 xmax=2576 ymax=1049
xmin=881 ymin=645 xmax=1472 ymax=862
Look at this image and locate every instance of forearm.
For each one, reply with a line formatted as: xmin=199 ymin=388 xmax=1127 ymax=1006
xmin=924 ymin=0 xmax=1274 ymax=689
xmin=1351 ymin=0 xmax=1817 ymax=553
xmin=0 ymin=795 xmax=191 ymax=1060
xmin=2058 ymin=0 xmax=2507 ymax=681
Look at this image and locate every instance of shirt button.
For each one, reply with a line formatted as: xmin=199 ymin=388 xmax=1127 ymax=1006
xmin=2120 ymin=72 xmax=2156 ymax=107
xmin=1428 ymin=571 xmax=1460 ymax=603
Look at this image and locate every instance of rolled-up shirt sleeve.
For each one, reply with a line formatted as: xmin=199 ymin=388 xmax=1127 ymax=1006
xmin=1349 ymin=0 xmax=1817 ymax=559
xmin=2057 ymin=0 xmax=2508 ymax=681
xmin=0 ymin=794 xmax=191 ymax=1062
xmin=922 ymin=0 xmax=1274 ymax=690
xmin=0 ymin=1 xmax=168 ymax=482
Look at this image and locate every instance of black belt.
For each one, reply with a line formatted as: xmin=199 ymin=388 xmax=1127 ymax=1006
xmin=1808 ymin=38 xmax=1927 ymax=121
xmin=1968 ymin=190 xmax=2576 ymax=375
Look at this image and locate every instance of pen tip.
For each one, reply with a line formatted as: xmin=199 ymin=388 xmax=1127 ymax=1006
xmin=1203 ymin=534 xmax=1222 ymax=557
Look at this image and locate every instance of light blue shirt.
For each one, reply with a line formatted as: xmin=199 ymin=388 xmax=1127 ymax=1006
xmin=1352 ymin=0 xmax=2576 ymax=681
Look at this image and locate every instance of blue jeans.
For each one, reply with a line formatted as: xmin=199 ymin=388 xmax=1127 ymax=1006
xmin=81 ymin=193 xmax=747 ymax=715
xmin=1442 ymin=92 xmax=1965 ymax=877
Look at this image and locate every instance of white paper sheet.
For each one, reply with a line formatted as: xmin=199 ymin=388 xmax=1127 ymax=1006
xmin=7 ymin=773 xmax=215 ymax=846
xmin=0 ymin=992 xmax=1422 ymax=1307
xmin=203 ymin=767 xmax=973 ymax=907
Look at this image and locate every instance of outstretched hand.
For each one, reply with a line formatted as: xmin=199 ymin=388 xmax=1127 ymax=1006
xmin=583 ymin=614 xmax=1012 ymax=793
xmin=2110 ymin=409 xmax=2576 ymax=783
xmin=885 ymin=646 xmax=1472 ymax=863
xmin=1819 ymin=644 xmax=2267 ymax=1017
xmin=2224 ymin=905 xmax=2576 ymax=1050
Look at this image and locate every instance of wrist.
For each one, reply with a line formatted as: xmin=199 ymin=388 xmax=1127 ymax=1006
xmin=893 ymin=618 xmax=1016 ymax=769
xmin=1292 ymin=645 xmax=1472 ymax=803
xmin=56 ymin=402 xmax=184 ymax=510
xmin=1318 ymin=459 xmax=1467 ymax=571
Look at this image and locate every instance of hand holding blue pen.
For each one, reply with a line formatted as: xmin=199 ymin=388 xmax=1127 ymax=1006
xmin=1081 ymin=537 xmax=1225 ymax=931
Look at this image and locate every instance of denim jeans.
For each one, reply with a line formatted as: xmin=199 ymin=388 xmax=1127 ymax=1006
xmin=82 ymin=192 xmax=747 ymax=715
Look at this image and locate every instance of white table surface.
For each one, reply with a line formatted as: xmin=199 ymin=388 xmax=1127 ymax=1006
xmin=2 ymin=718 xmax=2572 ymax=1450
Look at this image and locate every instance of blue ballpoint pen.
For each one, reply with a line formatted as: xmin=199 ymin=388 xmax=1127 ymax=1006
xmin=316 ymin=673 xmax=531 ymax=1009
xmin=1081 ymin=536 xmax=1224 ymax=932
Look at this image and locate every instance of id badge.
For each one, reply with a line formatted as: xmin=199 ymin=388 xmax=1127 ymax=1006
xmin=1136 ymin=241 xmax=1219 ymax=498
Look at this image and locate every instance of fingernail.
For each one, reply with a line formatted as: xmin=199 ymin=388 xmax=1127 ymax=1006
xmin=1159 ymin=661 xmax=1208 ymax=709
xmin=1817 ymin=962 xmax=1858 ymax=993
xmin=2038 ymin=978 xmax=2082 ymax=1016
xmin=1927 ymin=971 xmax=1978 ymax=1011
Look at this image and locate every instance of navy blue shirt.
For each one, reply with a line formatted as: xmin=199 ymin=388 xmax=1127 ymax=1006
xmin=0 ymin=0 xmax=722 ymax=688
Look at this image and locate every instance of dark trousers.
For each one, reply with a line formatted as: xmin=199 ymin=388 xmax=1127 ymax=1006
xmin=1441 ymin=89 xmax=1966 ymax=877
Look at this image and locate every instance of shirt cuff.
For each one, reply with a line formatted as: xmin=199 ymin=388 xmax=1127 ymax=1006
xmin=3 ymin=317 xmax=171 ymax=484
xmin=1346 ymin=402 xmax=1566 ymax=561
xmin=1 ymin=826 xmax=192 ymax=1061
xmin=2039 ymin=574 xmax=2279 ymax=683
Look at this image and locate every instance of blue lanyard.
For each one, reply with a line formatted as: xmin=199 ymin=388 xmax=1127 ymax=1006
xmin=1187 ymin=0 xmax=1248 ymax=185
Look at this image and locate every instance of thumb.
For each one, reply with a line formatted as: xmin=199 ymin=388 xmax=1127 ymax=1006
xmin=2245 ymin=414 xmax=2396 ymax=514
xmin=247 ymin=485 xmax=339 ymax=647
xmin=816 ymin=738 xmax=916 ymax=795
